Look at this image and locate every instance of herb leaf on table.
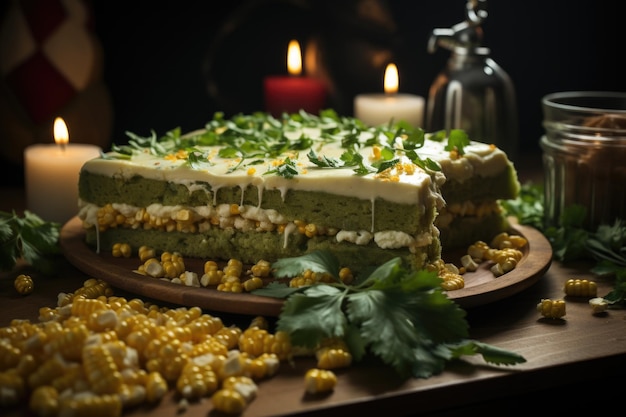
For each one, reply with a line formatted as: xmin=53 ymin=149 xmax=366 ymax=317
xmin=254 ymin=251 xmax=526 ymax=379
xmin=0 ymin=210 xmax=62 ymax=274
xmin=500 ymin=182 xmax=626 ymax=308
xmin=499 ymin=182 xmax=544 ymax=230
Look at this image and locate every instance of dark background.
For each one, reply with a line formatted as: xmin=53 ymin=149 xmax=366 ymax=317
xmin=2 ymin=0 xmax=624 ymax=185
xmin=90 ymin=0 xmax=624 ymax=153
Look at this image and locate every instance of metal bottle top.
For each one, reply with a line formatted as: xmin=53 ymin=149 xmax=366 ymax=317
xmin=426 ymin=0 xmax=519 ymax=160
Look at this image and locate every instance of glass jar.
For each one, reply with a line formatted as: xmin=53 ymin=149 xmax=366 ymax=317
xmin=541 ymin=91 xmax=626 ymax=230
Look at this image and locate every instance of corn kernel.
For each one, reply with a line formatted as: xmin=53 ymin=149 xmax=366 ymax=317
xmin=112 ymin=242 xmax=132 ymax=258
xmin=14 ymin=274 xmax=34 ymax=295
xmin=316 ymin=344 xmax=352 ymax=370
xmin=243 ymin=277 xmax=264 ymax=292
xmin=138 ymin=246 xmax=156 ymax=262
xmin=29 ymin=385 xmax=59 ymax=416
xmin=0 ymin=369 xmax=25 ymax=406
xmin=537 ymin=299 xmax=566 ymax=319
xmin=304 ymin=368 xmax=337 ymax=394
xmin=250 ymin=260 xmax=271 ymax=277
xmin=339 ymin=267 xmax=353 ymax=284
xmin=222 ymin=375 xmax=257 ymax=403
xmin=145 ymin=371 xmax=168 ymax=403
xmin=564 ymin=279 xmax=597 ymax=298
xmin=212 ymin=388 xmax=247 ymax=414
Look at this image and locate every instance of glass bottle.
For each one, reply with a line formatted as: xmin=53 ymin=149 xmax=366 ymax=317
xmin=426 ymin=0 xmax=519 ymax=160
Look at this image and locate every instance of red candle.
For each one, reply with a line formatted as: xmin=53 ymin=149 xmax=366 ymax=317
xmin=264 ymin=40 xmax=326 ymax=116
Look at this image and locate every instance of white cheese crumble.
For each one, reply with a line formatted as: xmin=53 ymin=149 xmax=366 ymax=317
xmin=335 ymin=230 xmax=373 ymax=246
xmin=374 ymin=231 xmax=415 ymax=249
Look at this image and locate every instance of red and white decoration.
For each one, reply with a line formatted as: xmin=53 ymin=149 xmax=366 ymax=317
xmin=0 ymin=0 xmax=96 ymax=123
xmin=0 ymin=0 xmax=111 ymax=179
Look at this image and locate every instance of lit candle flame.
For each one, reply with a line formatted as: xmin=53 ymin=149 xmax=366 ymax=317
xmin=54 ymin=117 xmax=69 ymax=150
xmin=384 ymin=63 xmax=399 ymax=94
xmin=287 ymin=39 xmax=302 ymax=76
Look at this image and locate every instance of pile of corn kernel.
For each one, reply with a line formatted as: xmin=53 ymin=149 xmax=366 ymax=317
xmin=117 ymin=243 xmax=355 ymax=293
xmin=462 ymin=232 xmax=527 ymax=277
xmin=0 ymin=278 xmax=352 ymax=416
xmin=427 ymin=231 xmax=529 ymax=291
xmin=115 ymin=231 xmax=528 ymax=298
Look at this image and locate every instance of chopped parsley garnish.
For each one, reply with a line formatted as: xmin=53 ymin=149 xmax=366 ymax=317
xmin=340 ymin=147 xmax=377 ymax=175
xmin=307 ymin=149 xmax=343 ymax=168
xmin=108 ymin=110 xmax=465 ymax=178
xmin=264 ymin=157 xmax=299 ymax=178
xmin=186 ymin=149 xmax=214 ymax=170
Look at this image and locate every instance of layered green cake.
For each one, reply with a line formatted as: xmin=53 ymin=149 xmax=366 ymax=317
xmin=425 ymin=134 xmax=520 ymax=249
xmin=77 ymin=110 xmax=519 ymax=273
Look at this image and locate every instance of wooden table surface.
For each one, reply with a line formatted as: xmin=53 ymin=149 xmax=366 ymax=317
xmin=2 ymin=153 xmax=625 ymax=416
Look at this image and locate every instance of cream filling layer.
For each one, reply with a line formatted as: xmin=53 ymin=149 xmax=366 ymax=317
xmin=78 ymin=201 xmax=435 ymax=253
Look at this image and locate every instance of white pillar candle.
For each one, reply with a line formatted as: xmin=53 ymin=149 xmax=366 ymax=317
xmin=24 ymin=118 xmax=101 ymax=224
xmin=354 ymin=63 xmax=424 ymax=128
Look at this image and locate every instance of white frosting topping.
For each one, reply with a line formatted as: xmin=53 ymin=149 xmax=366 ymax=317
xmin=84 ymin=149 xmax=438 ymax=206
xmin=419 ymin=142 xmax=510 ymax=183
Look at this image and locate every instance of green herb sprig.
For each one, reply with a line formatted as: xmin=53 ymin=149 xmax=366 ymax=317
xmin=264 ymin=157 xmax=299 ymax=178
xmin=0 ymin=210 xmax=62 ymax=275
xmin=253 ymin=251 xmax=526 ymax=379
xmin=429 ymin=128 xmax=470 ymax=156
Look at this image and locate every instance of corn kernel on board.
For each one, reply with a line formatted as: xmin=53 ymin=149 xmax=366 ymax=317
xmin=60 ymin=217 xmax=552 ymax=315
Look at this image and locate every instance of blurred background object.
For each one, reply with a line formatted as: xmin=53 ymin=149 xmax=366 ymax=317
xmin=540 ymin=91 xmax=626 ymax=230
xmin=0 ymin=0 xmax=112 ymax=186
xmin=204 ymin=0 xmax=399 ymax=119
xmin=1 ymin=0 xmax=623 ymax=186
xmin=426 ymin=0 xmax=519 ymax=160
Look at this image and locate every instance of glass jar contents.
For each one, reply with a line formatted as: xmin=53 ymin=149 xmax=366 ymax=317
xmin=541 ymin=91 xmax=626 ymax=230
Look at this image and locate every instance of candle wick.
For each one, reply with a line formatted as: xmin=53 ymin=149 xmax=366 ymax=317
xmin=59 ymin=142 xmax=66 ymax=152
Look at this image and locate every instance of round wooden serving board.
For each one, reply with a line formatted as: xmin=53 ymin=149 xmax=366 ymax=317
xmin=60 ymin=217 xmax=552 ymax=316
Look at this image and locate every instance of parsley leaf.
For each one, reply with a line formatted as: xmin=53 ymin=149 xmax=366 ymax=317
xmin=257 ymin=251 xmax=526 ymax=379
xmin=340 ymin=148 xmax=376 ymax=175
xmin=0 ymin=211 xmax=62 ymax=274
xmin=444 ymin=129 xmax=470 ymax=155
xmin=186 ymin=149 xmax=214 ymax=170
xmin=592 ymin=261 xmax=626 ymax=307
xmin=586 ymin=220 xmax=626 ymax=266
xmin=264 ymin=157 xmax=299 ymax=178
xmin=279 ymin=285 xmax=348 ymax=348
xmin=499 ymin=182 xmax=544 ymax=230
xmin=272 ymin=250 xmax=341 ymax=277
xmin=307 ymin=149 xmax=344 ymax=168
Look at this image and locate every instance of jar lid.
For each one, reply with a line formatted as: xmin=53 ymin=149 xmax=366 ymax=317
xmin=542 ymin=91 xmax=626 ymax=140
